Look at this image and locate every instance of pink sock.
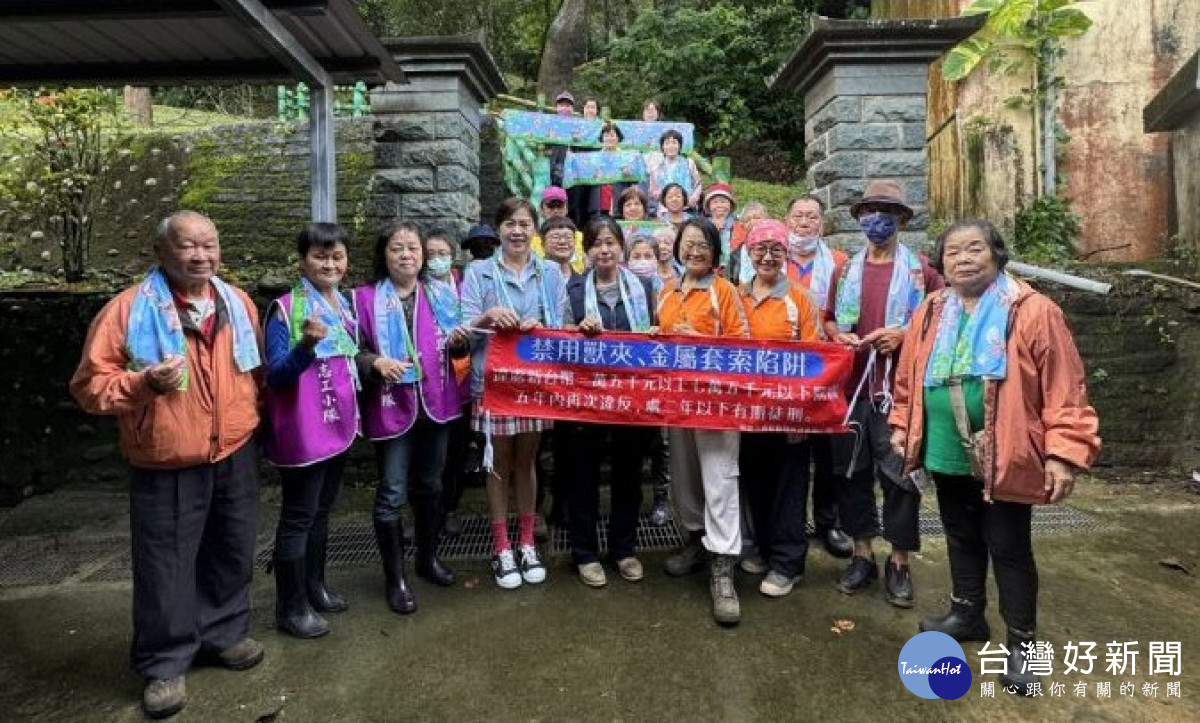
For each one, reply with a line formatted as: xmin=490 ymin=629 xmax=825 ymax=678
xmin=518 ymin=513 xmax=536 ymax=548
xmin=491 ymin=520 xmax=511 ymax=554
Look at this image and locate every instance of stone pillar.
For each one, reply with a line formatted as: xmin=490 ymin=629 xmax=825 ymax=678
xmin=367 ymin=33 xmax=508 ymax=242
xmin=771 ymin=17 xmax=984 ymax=250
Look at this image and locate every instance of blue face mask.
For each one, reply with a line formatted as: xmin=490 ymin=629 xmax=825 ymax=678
xmin=859 ymin=212 xmax=898 ymax=245
xmin=427 ymin=256 xmax=453 ymax=278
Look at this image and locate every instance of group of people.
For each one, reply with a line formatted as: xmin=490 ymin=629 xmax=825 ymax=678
xmin=70 ymin=172 xmax=1101 ymax=717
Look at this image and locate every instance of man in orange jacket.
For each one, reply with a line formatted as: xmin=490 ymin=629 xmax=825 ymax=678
xmin=70 ymin=210 xmax=264 ymax=720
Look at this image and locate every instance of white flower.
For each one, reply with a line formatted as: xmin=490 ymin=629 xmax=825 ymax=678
xmin=166 ymin=164 xmax=176 ymax=172
xmin=24 ymin=181 xmax=38 ymax=192
xmin=113 ymin=181 xmax=121 ymax=190
xmin=40 ymin=250 xmax=51 ymax=261
xmin=30 ymin=230 xmax=44 ymax=240
xmin=128 ymin=165 xmax=137 ymax=172
xmin=144 ymin=178 xmax=157 ymax=186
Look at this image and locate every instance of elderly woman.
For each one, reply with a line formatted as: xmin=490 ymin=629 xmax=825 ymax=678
xmin=888 ymin=220 xmax=1100 ymax=696
xmin=648 ymin=130 xmax=702 ymax=210
xmin=701 ymin=183 xmax=741 ymax=271
xmin=618 ymin=186 xmax=650 ymax=222
xmin=563 ymin=216 xmax=657 ymax=587
xmin=736 ymin=220 xmax=821 ymax=598
xmin=657 ymin=183 xmax=691 ymax=229
xmin=354 ymin=223 xmax=467 ymax=614
xmin=658 ymin=217 xmax=749 ymax=626
xmin=461 ymin=198 xmax=568 ymax=589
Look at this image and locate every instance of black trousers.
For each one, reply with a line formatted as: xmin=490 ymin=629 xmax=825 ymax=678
xmin=808 ymin=434 xmax=839 ymax=533
xmin=935 ymin=473 xmax=1037 ymax=631
xmin=274 ymin=453 xmax=346 ymax=561
xmin=741 ymin=433 xmax=810 ymax=577
xmin=129 ymin=440 xmax=259 ymax=680
xmin=569 ymin=423 xmax=650 ymax=564
xmin=832 ymin=398 xmax=920 ymax=551
xmin=440 ymin=408 xmax=473 ymax=513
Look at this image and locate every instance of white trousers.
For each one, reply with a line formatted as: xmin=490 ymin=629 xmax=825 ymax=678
xmin=668 ymin=428 xmax=742 ymax=556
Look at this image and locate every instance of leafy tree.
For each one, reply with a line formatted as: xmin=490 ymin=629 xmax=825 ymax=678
xmin=0 ymin=89 xmax=131 ymax=282
xmin=572 ymin=1 xmax=813 ymax=152
xmin=943 ymin=0 xmax=1092 ymax=197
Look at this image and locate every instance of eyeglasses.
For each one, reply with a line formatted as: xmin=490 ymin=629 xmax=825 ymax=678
xmin=679 ymin=242 xmax=711 ymax=254
xmin=749 ymin=244 xmax=786 ymax=258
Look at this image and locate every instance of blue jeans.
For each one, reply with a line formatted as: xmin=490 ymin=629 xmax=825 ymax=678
xmin=373 ymin=416 xmax=451 ymax=523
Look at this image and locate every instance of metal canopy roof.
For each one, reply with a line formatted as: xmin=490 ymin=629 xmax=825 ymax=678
xmin=0 ymin=0 xmax=404 ymax=87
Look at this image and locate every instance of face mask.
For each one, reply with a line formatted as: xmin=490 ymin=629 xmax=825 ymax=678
xmin=468 ymin=244 xmax=495 ymax=261
xmin=427 ymin=257 xmax=453 ymax=278
xmin=627 ymin=259 xmax=657 ymax=278
xmin=859 ymin=212 xmax=898 ymax=245
xmin=787 ymin=232 xmax=819 ymax=256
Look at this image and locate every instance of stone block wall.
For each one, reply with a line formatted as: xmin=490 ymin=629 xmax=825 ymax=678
xmin=804 ymin=67 xmax=931 ymax=252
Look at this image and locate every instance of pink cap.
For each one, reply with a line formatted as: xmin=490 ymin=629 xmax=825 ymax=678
xmin=541 ymin=186 xmax=568 ymax=204
xmin=745 ymin=219 xmax=788 ymax=248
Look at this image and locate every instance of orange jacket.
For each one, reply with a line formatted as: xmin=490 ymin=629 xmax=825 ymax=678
xmin=657 ymin=273 xmax=748 ymax=337
xmin=888 ymin=279 xmax=1101 ymax=504
xmin=739 ymin=278 xmax=821 ymax=342
xmin=70 ymin=284 xmax=263 ymax=470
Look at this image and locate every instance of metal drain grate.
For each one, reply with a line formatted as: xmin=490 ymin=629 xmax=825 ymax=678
xmin=1 ymin=505 xmax=1111 ymax=589
xmin=254 ymin=513 xmax=686 ymax=569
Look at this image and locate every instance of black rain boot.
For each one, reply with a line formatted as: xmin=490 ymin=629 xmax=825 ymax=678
xmin=413 ymin=498 xmax=456 ymax=587
xmin=1001 ymin=628 xmax=1038 ymax=696
xmin=274 ymin=556 xmax=330 ymax=639
xmin=374 ymin=520 xmax=416 ymax=614
xmin=306 ymin=528 xmax=348 ymax=613
xmin=919 ymin=597 xmax=990 ymax=642
xmin=649 ymin=431 xmax=671 ymax=527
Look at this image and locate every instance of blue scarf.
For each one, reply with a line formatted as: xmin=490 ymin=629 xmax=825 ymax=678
xmin=422 ymin=276 xmax=462 ymax=335
xmin=584 ymin=268 xmax=651 ymax=332
xmin=805 ymin=240 xmax=837 ymax=311
xmin=290 ymin=278 xmax=358 ymax=360
xmin=126 ymin=267 xmax=261 ymax=390
xmin=834 ymin=243 xmax=925 ymax=332
xmin=924 ymin=272 xmax=1018 ymax=386
xmin=373 ymin=278 xmax=422 ymax=384
xmin=491 ymin=256 xmax=561 ymax=328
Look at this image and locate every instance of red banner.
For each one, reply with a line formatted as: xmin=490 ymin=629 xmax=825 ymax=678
xmin=481 ymin=329 xmax=853 ymax=433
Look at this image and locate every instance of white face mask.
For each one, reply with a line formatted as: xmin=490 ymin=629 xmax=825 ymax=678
xmin=787 ymin=232 xmax=819 ymax=256
xmin=627 ymin=259 xmax=657 ymax=278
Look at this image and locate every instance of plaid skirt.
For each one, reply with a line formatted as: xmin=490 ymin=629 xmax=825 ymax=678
xmin=470 ymin=404 xmax=552 ymax=436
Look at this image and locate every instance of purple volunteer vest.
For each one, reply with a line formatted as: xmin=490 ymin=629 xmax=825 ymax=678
xmin=265 ymin=293 xmax=359 ymax=467
xmin=353 ymin=281 xmax=463 ymax=441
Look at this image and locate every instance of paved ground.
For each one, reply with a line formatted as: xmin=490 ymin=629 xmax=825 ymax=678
xmin=1 ymin=477 xmax=1199 ymax=721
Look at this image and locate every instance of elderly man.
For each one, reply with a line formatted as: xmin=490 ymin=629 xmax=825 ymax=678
xmin=70 ymin=210 xmax=264 ymax=719
xmin=824 ymin=181 xmax=943 ymax=610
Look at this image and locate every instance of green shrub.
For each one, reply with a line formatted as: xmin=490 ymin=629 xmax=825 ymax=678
xmin=1013 ymin=194 xmax=1080 ymax=264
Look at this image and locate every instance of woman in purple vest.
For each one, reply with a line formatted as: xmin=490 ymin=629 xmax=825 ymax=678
xmin=265 ymin=223 xmax=360 ymax=639
xmin=461 ymin=197 xmax=568 ymax=589
xmin=354 ymin=222 xmax=468 ymax=614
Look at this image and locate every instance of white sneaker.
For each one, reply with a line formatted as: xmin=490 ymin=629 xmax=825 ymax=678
xmin=739 ymin=554 xmax=768 ymax=575
xmin=759 ymin=570 xmax=802 ymax=598
xmin=517 ymin=545 xmax=547 ymax=584
xmin=492 ymin=550 xmax=522 ymax=590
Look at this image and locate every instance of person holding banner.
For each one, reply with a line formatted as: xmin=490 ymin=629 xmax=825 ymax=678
xmin=562 ymin=216 xmax=659 ymax=587
xmin=461 ymin=198 xmax=568 ymax=590
xmin=657 ymin=217 xmax=750 ymax=625
xmin=736 ymin=220 xmax=822 ymax=598
xmin=888 ymin=220 xmax=1099 ymax=695
xmin=648 ymin=129 xmax=702 ymax=210
xmin=353 ymin=222 xmax=468 ymax=615
xmin=264 ymin=223 xmax=360 ymax=639
xmin=824 ymin=180 xmax=943 ymax=609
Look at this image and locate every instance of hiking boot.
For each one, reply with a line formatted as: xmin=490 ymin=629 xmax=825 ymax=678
xmin=517 ymin=545 xmax=547 ymax=584
xmin=885 ymin=559 xmax=914 ymax=609
xmin=143 ymin=677 xmax=186 ymax=719
xmin=919 ymin=599 xmax=990 ymax=642
xmin=1001 ymin=628 xmax=1038 ymax=696
xmin=214 ymin=638 xmax=264 ymax=671
xmin=616 ymin=556 xmax=644 ymax=582
xmin=710 ymin=555 xmax=740 ymax=626
xmin=492 ymin=549 xmax=522 ymax=590
xmin=835 ymin=555 xmax=878 ymax=595
xmin=577 ymin=561 xmax=607 ymax=588
xmin=759 ymin=571 xmax=802 ymax=598
xmin=665 ymin=532 xmax=708 ymax=577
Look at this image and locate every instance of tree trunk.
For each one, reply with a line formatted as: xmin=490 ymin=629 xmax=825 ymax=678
xmin=123 ymin=86 xmax=153 ymax=126
xmin=537 ymin=0 xmax=591 ymax=101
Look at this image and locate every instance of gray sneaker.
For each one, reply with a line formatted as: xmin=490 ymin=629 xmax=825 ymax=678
xmin=143 ymin=677 xmax=186 ymax=719
xmin=665 ymin=534 xmax=708 ymax=577
xmin=710 ymin=555 xmax=740 ymax=626
xmin=759 ymin=571 xmax=802 ymax=598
